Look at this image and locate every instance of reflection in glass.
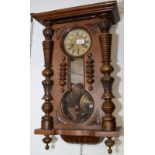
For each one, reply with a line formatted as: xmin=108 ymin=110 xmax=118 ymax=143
xmin=71 ymin=58 xmax=84 ymax=84
xmin=61 ymin=83 xmax=94 ymax=123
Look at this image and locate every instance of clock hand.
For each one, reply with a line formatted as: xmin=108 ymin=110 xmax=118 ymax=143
xmin=77 ymin=47 xmax=79 ymax=54
xmin=70 ymin=44 xmax=74 ymax=48
xmin=69 ymin=44 xmax=74 ymax=51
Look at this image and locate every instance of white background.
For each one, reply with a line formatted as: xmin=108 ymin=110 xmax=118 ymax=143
xmin=0 ymin=0 xmax=155 ymax=155
xmin=30 ymin=1 xmax=123 ymax=155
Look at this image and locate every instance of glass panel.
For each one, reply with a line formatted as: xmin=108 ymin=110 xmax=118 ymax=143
xmin=61 ymin=83 xmax=94 ymax=123
xmin=71 ymin=58 xmax=84 ymax=85
xmin=61 ymin=58 xmax=94 ymax=123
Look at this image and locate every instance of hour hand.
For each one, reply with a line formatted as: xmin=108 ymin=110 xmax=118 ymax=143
xmin=68 ymin=44 xmax=74 ymax=50
xmin=77 ymin=47 xmax=80 ymax=54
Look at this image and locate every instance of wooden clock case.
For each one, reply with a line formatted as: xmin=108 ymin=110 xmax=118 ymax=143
xmin=31 ymin=1 xmax=121 ymax=153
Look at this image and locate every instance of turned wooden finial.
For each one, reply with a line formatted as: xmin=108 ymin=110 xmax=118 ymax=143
xmin=59 ymin=56 xmax=67 ymax=93
xmin=43 ymin=135 xmax=52 ymax=150
xmin=86 ymin=53 xmax=95 ymax=91
xmin=105 ymin=137 xmax=115 ymax=154
xmin=41 ymin=21 xmax=55 ymax=149
xmin=98 ymin=14 xmax=116 ymax=153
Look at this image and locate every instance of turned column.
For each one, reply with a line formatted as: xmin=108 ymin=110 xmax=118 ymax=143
xmin=41 ymin=21 xmax=54 ymax=150
xmin=98 ymin=14 xmax=116 ymax=153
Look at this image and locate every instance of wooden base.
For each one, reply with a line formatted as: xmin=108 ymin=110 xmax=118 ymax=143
xmin=34 ymin=127 xmax=121 ymax=137
xmin=61 ymin=135 xmax=103 ymax=144
xmin=35 ymin=127 xmax=121 ymax=144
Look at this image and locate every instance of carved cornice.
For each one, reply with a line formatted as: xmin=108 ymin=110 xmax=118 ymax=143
xmin=31 ymin=1 xmax=120 ymax=26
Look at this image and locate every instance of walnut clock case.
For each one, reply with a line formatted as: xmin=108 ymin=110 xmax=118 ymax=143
xmin=31 ymin=1 xmax=121 ymax=154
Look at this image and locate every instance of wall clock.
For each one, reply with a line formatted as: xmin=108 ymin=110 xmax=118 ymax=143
xmin=31 ymin=1 xmax=121 ymax=154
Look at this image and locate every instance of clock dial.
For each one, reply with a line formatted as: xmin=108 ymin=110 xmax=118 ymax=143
xmin=63 ymin=28 xmax=91 ymax=57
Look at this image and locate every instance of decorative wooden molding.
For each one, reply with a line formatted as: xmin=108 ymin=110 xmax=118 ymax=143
xmin=55 ymin=27 xmax=66 ymax=40
xmin=31 ymin=1 xmax=120 ymax=26
xmin=86 ymin=53 xmax=94 ymax=91
xmin=86 ymin=23 xmax=98 ymax=35
xmin=41 ymin=21 xmax=54 ymax=150
xmin=35 ymin=127 xmax=121 ymax=145
xmin=35 ymin=128 xmax=121 ymax=137
xmin=59 ymin=57 xmax=67 ymax=93
xmin=98 ymin=14 xmax=116 ymax=153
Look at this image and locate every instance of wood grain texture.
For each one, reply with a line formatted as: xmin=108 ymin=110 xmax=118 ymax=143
xmin=86 ymin=23 xmax=98 ymax=35
xmin=61 ymin=136 xmax=103 ymax=144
